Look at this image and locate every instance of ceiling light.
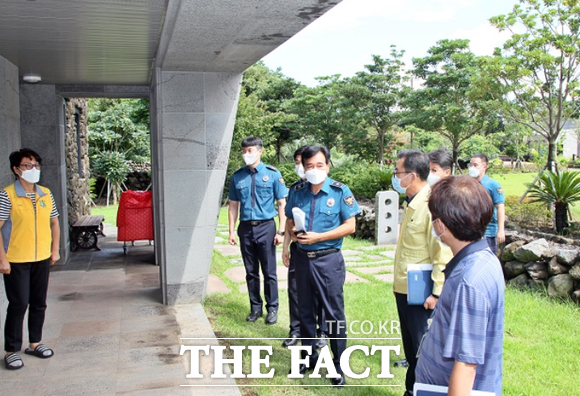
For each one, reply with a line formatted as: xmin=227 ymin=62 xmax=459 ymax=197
xmin=23 ymin=74 xmax=42 ymax=83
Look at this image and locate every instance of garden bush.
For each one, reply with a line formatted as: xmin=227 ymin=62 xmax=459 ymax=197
xmin=505 ymin=195 xmax=552 ymax=229
xmin=330 ymin=162 xmax=392 ymax=200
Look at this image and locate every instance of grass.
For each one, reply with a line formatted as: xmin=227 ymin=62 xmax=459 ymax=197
xmin=90 ymin=204 xmax=119 ymax=226
xmin=204 ymin=207 xmax=580 ymax=395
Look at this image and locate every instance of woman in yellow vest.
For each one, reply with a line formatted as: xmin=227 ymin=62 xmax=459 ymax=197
xmin=0 ymin=148 xmax=60 ymax=370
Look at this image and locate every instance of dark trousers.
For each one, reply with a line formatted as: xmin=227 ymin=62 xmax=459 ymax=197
xmin=287 ymin=243 xmax=327 ymax=336
xmin=3 ymin=259 xmax=51 ymax=352
xmin=395 ymin=292 xmax=432 ymax=393
xmin=295 ymin=248 xmax=346 ymax=373
xmin=238 ymin=220 xmax=278 ymax=313
xmin=486 ymin=236 xmax=497 ymax=254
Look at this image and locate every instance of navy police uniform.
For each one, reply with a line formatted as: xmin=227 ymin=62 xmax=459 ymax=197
xmin=287 ymin=180 xmax=327 ymax=339
xmin=286 ymin=177 xmax=361 ymax=373
xmin=229 ymin=162 xmax=288 ymax=314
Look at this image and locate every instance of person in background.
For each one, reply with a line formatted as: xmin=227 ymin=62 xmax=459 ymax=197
xmin=468 ymin=154 xmax=505 ymax=254
xmin=281 ymin=146 xmax=327 ymax=348
xmin=228 ymin=137 xmax=288 ymax=325
xmin=416 ymin=175 xmax=505 ymax=396
xmin=285 ymin=145 xmax=361 ymax=387
xmin=391 ymin=150 xmax=453 ymax=396
xmin=0 ymin=148 xmax=60 ymax=370
xmin=427 ymin=148 xmax=453 ymax=186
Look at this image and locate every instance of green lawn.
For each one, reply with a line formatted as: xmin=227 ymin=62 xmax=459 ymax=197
xmin=492 ymin=172 xmax=536 ymax=197
xmin=204 ymin=207 xmax=580 ymax=395
xmin=90 ymin=204 xmax=119 ymax=226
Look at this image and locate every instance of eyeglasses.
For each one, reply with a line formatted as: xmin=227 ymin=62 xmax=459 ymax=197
xmin=19 ymin=163 xmax=41 ymax=170
xmin=393 ymin=170 xmax=411 ymax=177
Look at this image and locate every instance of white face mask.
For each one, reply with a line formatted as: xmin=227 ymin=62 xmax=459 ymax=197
xmin=242 ymin=153 xmax=259 ymax=166
xmin=468 ymin=166 xmax=480 ymax=178
xmin=295 ymin=164 xmax=305 ymax=179
xmin=20 ymin=167 xmax=41 ymax=184
xmin=305 ymin=168 xmax=327 ymax=185
xmin=431 ymin=220 xmax=449 ymax=248
xmin=427 ymin=173 xmax=441 ymax=186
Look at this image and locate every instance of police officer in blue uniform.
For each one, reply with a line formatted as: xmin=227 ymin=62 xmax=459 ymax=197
xmin=285 ymin=145 xmax=361 ymax=387
xmin=282 ymin=146 xmax=328 ymax=348
xmin=228 ymin=137 xmax=288 ymax=325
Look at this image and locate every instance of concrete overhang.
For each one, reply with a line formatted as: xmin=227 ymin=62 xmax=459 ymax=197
xmin=0 ymin=0 xmax=341 ymax=86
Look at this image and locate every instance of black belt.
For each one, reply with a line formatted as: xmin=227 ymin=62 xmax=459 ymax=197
xmin=297 ymin=246 xmax=339 ymax=258
xmin=241 ymin=219 xmax=273 ymax=226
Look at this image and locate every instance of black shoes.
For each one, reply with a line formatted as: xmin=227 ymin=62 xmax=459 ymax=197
xmin=332 ymin=374 xmax=345 ymax=387
xmin=265 ymin=311 xmax=278 ymax=325
xmin=315 ymin=333 xmax=328 ymax=349
xmin=394 ymin=358 xmax=410 ymax=368
xmin=283 ymin=334 xmax=299 ymax=347
xmin=246 ymin=311 xmax=262 ymax=322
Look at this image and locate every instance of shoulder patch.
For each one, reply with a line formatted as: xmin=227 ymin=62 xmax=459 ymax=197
xmin=294 ymin=181 xmax=306 ymax=191
xmin=265 ymin=165 xmax=279 ymax=172
xmin=330 ymin=181 xmax=345 ymax=189
xmin=289 ymin=180 xmax=303 ymax=189
xmin=344 ymin=195 xmax=355 ymax=207
xmin=497 ymin=187 xmax=503 ymax=195
xmin=279 ymin=177 xmax=285 ymax=185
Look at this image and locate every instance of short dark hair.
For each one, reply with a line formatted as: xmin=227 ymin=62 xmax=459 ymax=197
xmin=241 ymin=136 xmax=263 ymax=149
xmin=472 ymin=153 xmax=488 ymax=164
xmin=9 ymin=148 xmax=42 ymax=177
xmin=428 ymin=148 xmax=453 ymax=170
xmin=429 ymin=176 xmax=494 ymax=242
xmin=294 ymin=145 xmax=309 ymax=161
xmin=397 ymin=150 xmax=429 ymax=181
xmin=302 ymin=145 xmax=330 ymax=165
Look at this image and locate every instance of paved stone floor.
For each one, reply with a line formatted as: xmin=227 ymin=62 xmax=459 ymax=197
xmin=212 ymin=224 xmax=396 ymax=293
xmin=0 ymin=227 xmax=239 ymax=396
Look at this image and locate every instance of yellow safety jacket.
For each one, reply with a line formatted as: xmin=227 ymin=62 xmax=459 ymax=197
xmin=2 ymin=181 xmax=53 ymax=263
xmin=393 ymin=184 xmax=453 ymax=296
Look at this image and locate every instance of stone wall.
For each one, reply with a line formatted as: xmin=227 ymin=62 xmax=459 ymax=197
xmin=500 ymin=231 xmax=580 ymax=303
xmin=64 ymin=98 xmax=91 ymax=227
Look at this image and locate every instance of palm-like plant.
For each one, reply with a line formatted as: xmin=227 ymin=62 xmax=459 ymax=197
xmin=527 ymin=171 xmax=580 ymax=233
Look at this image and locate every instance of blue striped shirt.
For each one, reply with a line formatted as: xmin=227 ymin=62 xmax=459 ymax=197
xmin=415 ymin=239 xmax=505 ymax=395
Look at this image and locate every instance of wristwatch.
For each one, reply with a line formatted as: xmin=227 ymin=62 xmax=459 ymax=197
xmin=277 ymin=230 xmax=285 ymax=236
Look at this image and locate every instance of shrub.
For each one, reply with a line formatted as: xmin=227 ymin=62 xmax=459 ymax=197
xmin=505 ymin=195 xmax=552 ymax=229
xmin=330 ymin=162 xmax=392 ymax=199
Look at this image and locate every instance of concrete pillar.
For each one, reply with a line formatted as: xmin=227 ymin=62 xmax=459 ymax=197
xmin=19 ymin=84 xmax=70 ymax=263
xmin=151 ymin=69 xmax=242 ymax=304
xmin=0 ymin=56 xmax=21 ymax=187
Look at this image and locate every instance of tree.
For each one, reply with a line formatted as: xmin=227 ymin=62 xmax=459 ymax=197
xmin=345 ymin=48 xmax=409 ymax=165
xmin=407 ymin=39 xmax=497 ymax=169
xmin=485 ymin=0 xmax=580 ymax=172
xmin=527 ymin=170 xmax=580 ymax=232
xmin=285 ymin=75 xmax=357 ymax=152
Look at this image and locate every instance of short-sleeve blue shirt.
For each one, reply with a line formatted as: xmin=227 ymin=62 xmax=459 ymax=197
xmin=228 ymin=162 xmax=288 ymax=221
xmin=415 ymin=239 xmax=505 ymax=395
xmin=285 ymin=177 xmax=361 ymax=251
xmin=479 ymin=175 xmax=505 ymax=237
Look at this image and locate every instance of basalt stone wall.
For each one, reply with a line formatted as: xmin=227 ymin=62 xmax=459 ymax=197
xmin=500 ymin=231 xmax=580 ymax=303
xmin=64 ymin=98 xmax=91 ymax=227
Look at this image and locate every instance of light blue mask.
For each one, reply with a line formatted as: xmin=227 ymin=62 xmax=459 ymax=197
xmin=391 ymin=174 xmax=410 ymax=195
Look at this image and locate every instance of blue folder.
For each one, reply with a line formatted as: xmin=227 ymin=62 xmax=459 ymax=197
xmin=407 ymin=264 xmax=433 ymax=305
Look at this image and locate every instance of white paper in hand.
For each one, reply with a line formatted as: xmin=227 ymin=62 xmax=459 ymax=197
xmin=292 ymin=207 xmax=306 ymax=233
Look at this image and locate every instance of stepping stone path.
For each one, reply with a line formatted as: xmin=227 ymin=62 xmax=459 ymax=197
xmin=214 ymin=244 xmax=241 ymax=256
xmin=206 ymin=274 xmax=230 ymax=294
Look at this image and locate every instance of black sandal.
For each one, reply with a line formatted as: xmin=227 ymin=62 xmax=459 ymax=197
xmin=5 ymin=353 xmax=24 ymax=370
xmin=24 ymin=344 xmax=54 ymax=359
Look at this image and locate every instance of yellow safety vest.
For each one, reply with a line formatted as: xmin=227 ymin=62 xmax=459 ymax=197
xmin=2 ymin=181 xmax=53 ymax=263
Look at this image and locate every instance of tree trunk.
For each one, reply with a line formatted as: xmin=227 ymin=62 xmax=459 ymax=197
xmin=554 ymin=202 xmax=569 ymax=234
xmin=547 ymin=138 xmax=558 ymax=173
xmin=378 ymin=130 xmax=385 ymax=167
xmin=452 ymin=146 xmax=460 ymax=175
xmin=276 ymin=139 xmax=282 ymax=163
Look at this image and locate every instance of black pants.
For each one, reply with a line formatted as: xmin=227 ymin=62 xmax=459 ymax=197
xmin=3 ymin=259 xmax=51 ymax=352
xmin=395 ymin=292 xmax=432 ymax=393
xmin=287 ymin=243 xmax=327 ymax=336
xmin=238 ymin=220 xmax=278 ymax=313
xmin=295 ymin=248 xmax=346 ymax=373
